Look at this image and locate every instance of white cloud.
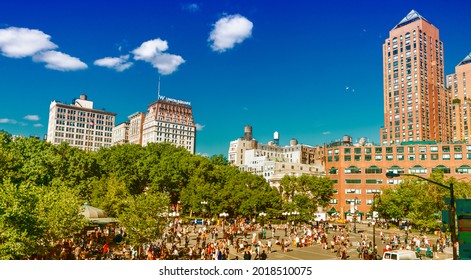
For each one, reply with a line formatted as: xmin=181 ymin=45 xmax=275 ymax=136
xmin=33 ymin=123 xmax=43 ymax=127
xmin=24 ymin=115 xmax=40 ymax=121
xmin=33 ymin=50 xmax=87 ymax=71
xmin=181 ymin=3 xmax=200 ymax=12
xmin=0 ymin=118 xmax=17 ymax=124
xmin=322 ymin=131 xmax=331 ymax=135
xmin=0 ymin=27 xmax=57 ymax=58
xmin=94 ymin=55 xmax=133 ymax=72
xmin=209 ymin=14 xmax=253 ymax=52
xmin=132 ymin=38 xmax=185 ymax=75
xmin=195 ymin=124 xmax=205 ymax=131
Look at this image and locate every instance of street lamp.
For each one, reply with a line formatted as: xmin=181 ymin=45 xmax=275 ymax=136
xmin=353 ymin=197 xmax=358 ymax=233
xmin=291 ymin=211 xmax=299 ymax=230
xmin=371 ymin=192 xmax=381 ymax=258
xmin=386 ymin=171 xmax=458 ymax=260
xmin=201 ymin=200 xmax=208 ymax=217
xmin=259 ymin=212 xmax=267 ymax=226
xmin=282 ymin=212 xmax=290 ymax=236
xmin=219 ymin=212 xmax=229 ymax=232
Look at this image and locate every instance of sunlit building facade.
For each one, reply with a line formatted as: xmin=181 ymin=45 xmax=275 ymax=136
xmin=47 ymin=94 xmax=116 ymax=151
xmin=381 ymin=10 xmax=451 ymax=145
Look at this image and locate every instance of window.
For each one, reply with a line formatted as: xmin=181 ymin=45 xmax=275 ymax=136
xmin=409 ymin=165 xmax=427 ymax=174
xmin=386 ymin=147 xmax=393 ymax=153
xmin=346 ymin=198 xmax=361 ymax=205
xmin=442 ymin=154 xmax=450 ymax=160
xmin=375 ymin=147 xmax=382 ymax=153
xmin=345 ymin=166 xmax=361 ymax=174
xmin=344 ymin=155 xmax=351 ymax=161
xmin=375 ymin=155 xmax=383 ymax=161
xmin=346 ymin=179 xmax=361 ymax=184
xmin=396 ymin=147 xmax=404 ymax=153
xmin=387 ymin=166 xmax=404 ymax=174
xmin=408 ymin=154 xmax=416 ymax=160
xmin=365 ymin=155 xmax=372 ymax=161
xmin=432 ymin=165 xmax=450 ymax=174
xmin=354 ymin=155 xmax=361 ymax=161
xmin=330 ymin=199 xmax=338 ymax=204
xmin=386 ymin=155 xmax=394 ymax=160
xmin=419 ymin=146 xmax=427 ymax=153
xmin=331 ymin=180 xmax=338 ymax=184
xmin=329 ymin=167 xmax=338 ymax=175
xmin=431 ymin=154 xmax=439 ymax=160
xmin=431 ymin=146 xmax=438 ymax=152
xmin=442 ymin=146 xmax=450 ymax=152
xmin=366 ymin=189 xmax=382 ymax=194
xmin=454 ymin=154 xmax=463 ymax=160
xmin=365 ymin=148 xmax=372 ymax=154
xmin=365 ymin=166 xmax=382 ymax=174
xmin=456 ymin=165 xmax=471 ymax=174
xmin=397 ymin=154 xmax=404 ymax=160
xmin=366 ymin=179 xmax=383 ymax=184
xmin=354 ymin=148 xmax=362 ymax=154
xmin=344 ymin=148 xmax=351 ymax=154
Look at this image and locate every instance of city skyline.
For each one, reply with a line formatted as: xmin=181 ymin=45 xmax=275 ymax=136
xmin=1 ymin=0 xmax=471 ymax=156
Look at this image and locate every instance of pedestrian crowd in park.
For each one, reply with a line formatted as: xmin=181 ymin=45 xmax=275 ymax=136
xmin=39 ymin=217 xmax=452 ymax=260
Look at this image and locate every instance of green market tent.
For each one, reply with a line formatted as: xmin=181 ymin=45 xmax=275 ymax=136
xmin=326 ymin=207 xmax=338 ymax=214
xmin=344 ymin=210 xmax=364 ymax=216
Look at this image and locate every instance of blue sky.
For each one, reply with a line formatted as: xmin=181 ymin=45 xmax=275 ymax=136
xmin=1 ymin=0 xmax=471 ymax=156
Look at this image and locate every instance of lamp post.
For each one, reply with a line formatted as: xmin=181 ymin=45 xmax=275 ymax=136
xmin=371 ymin=192 xmax=381 ymax=258
xmin=386 ymin=171 xmax=458 ymax=260
xmin=201 ymin=200 xmax=208 ymax=217
xmin=291 ymin=211 xmax=299 ymax=232
xmin=219 ymin=212 xmax=229 ymax=232
xmin=282 ymin=212 xmax=290 ymax=236
xmin=259 ymin=212 xmax=267 ymax=226
xmin=353 ymin=197 xmax=358 ymax=233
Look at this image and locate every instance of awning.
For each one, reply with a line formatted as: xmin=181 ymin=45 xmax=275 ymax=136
xmin=80 ymin=202 xmax=119 ymax=224
xmin=326 ymin=207 xmax=338 ymax=214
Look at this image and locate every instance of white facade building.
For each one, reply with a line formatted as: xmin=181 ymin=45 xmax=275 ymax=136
xmin=141 ymin=96 xmax=196 ymax=154
xmin=47 ymin=94 xmax=116 ymax=151
xmin=228 ymin=126 xmax=325 ymax=188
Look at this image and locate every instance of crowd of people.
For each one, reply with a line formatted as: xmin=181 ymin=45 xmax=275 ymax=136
xmin=38 ymin=217 xmax=452 ymax=260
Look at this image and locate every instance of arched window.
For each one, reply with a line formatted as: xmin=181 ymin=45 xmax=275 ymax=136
xmin=432 ymin=165 xmax=451 ymax=174
xmin=365 ymin=165 xmax=383 ymax=174
xmin=345 ymin=166 xmax=361 ymax=174
xmin=386 ymin=165 xmax=404 ymax=174
xmin=329 ymin=167 xmax=338 ymax=175
xmin=409 ymin=165 xmax=427 ymax=174
xmin=456 ymin=165 xmax=471 ymax=174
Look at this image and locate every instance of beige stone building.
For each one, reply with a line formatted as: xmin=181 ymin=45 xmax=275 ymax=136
xmin=47 ymin=94 xmax=116 ymax=151
xmin=142 ymin=96 xmax=196 ymax=154
xmin=228 ymin=126 xmax=325 ymax=189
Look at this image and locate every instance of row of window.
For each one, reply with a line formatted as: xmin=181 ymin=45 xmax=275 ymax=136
xmin=328 ymin=153 xmax=471 ymax=162
xmin=328 ymin=145 xmax=471 ymax=155
xmin=329 ymin=199 xmax=377 ymax=206
xmin=329 ymin=164 xmax=471 ymax=175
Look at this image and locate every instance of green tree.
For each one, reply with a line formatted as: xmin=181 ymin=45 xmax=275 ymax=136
xmin=0 ymin=181 xmax=44 ymax=259
xmin=118 ymin=192 xmax=169 ymax=247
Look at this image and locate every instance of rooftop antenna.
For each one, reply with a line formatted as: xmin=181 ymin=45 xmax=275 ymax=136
xmin=157 ymin=75 xmax=161 ymax=100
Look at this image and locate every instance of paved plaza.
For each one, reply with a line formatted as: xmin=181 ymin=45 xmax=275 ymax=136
xmin=166 ymin=221 xmax=453 ymax=260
